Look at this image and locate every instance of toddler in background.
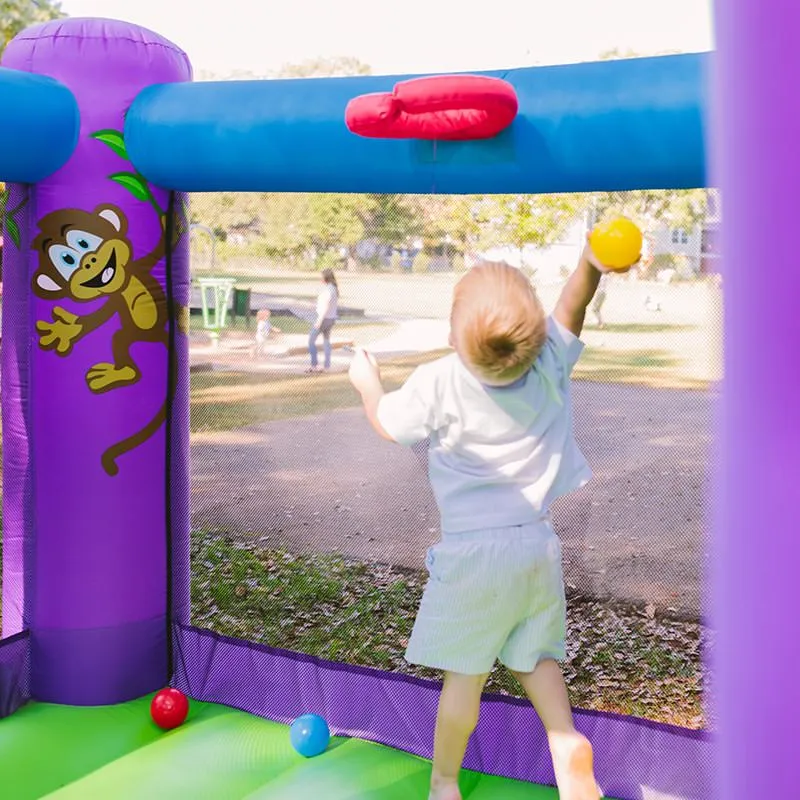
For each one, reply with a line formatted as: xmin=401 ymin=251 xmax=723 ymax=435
xmin=253 ymin=308 xmax=281 ymax=359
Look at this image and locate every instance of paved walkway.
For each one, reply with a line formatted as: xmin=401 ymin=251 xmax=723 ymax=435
xmin=190 ymin=381 xmax=712 ymax=619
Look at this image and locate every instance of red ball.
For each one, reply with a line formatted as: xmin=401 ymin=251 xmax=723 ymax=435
xmin=150 ymin=688 xmax=189 ymax=730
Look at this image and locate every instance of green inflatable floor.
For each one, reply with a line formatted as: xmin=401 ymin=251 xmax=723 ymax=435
xmin=0 ymin=696 xmax=608 ymax=799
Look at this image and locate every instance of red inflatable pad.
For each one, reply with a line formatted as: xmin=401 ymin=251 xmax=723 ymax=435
xmin=345 ymin=75 xmax=519 ymax=141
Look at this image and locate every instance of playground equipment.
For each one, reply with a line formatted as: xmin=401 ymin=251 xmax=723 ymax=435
xmin=190 ymin=222 xmax=236 ymax=346
xmin=0 ymin=6 xmax=793 ymax=798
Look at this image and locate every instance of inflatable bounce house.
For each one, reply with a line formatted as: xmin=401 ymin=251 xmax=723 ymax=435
xmin=0 ymin=5 xmax=794 ymax=798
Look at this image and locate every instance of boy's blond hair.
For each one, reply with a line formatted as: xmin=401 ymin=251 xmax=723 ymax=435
xmin=450 ymin=261 xmax=547 ymax=385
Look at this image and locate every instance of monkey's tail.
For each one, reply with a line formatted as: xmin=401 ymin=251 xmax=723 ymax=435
xmin=101 ymin=400 xmax=167 ymax=477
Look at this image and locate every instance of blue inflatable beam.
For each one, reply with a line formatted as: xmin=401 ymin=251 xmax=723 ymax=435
xmin=0 ymin=67 xmax=80 ymax=183
xmin=127 ymin=53 xmax=709 ymax=195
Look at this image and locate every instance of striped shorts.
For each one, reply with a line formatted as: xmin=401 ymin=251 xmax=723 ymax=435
xmin=405 ymin=520 xmax=566 ymax=675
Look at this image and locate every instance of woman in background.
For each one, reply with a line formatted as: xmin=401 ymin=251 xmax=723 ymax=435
xmin=307 ymin=268 xmax=339 ymax=372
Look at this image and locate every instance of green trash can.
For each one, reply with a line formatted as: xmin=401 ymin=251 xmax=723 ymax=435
xmin=231 ymin=287 xmax=252 ymax=327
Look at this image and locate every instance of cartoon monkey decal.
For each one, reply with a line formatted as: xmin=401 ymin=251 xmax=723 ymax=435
xmin=32 ymin=204 xmax=183 ymax=476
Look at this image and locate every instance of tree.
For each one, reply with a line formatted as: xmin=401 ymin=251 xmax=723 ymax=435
xmin=419 ymin=195 xmax=489 ymax=253
xmin=275 ymin=56 xmax=371 ymax=79
xmin=305 ymin=193 xmax=375 ymax=270
xmin=584 ymin=189 xmax=710 ymax=232
xmin=489 ymin=194 xmax=581 ymax=271
xmin=363 ymin=194 xmax=421 ymax=247
xmin=1 ymin=0 xmax=65 ymax=57
xmin=255 ymin=194 xmax=313 ymax=261
xmin=194 ymin=68 xmax=266 ymax=82
xmin=596 ymin=46 xmax=682 ymax=61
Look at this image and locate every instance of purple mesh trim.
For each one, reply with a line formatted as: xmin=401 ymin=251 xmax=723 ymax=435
xmin=173 ymin=624 xmax=712 ymax=800
xmin=169 ymin=192 xmax=192 ymax=628
xmin=0 ymin=632 xmax=30 ymax=718
xmin=1 ymin=184 xmax=33 ymax=639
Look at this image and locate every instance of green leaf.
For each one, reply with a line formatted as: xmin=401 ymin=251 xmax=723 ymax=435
xmin=91 ymin=129 xmax=128 ymax=160
xmin=110 ymin=172 xmax=153 ymax=203
xmin=5 ymin=216 xmax=20 ymax=249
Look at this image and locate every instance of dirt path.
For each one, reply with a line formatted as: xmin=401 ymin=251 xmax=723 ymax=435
xmin=191 ymin=381 xmax=712 ymax=618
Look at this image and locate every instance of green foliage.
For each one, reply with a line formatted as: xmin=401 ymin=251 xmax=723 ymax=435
xmin=187 ymin=188 xmax=716 ymax=274
xmin=586 ymin=189 xmax=710 ymax=232
xmin=311 ymin=248 xmax=344 ymax=272
xmin=307 ymin=193 xmax=372 ymax=251
xmin=411 ymin=252 xmax=431 ymax=274
xmin=419 ymin=195 xmax=494 ymax=253
xmin=488 ymin=194 xmax=580 ymax=265
xmin=197 ymin=55 xmax=373 ymax=82
xmin=364 ymin=194 xmax=421 ymax=246
xmin=276 ymin=55 xmax=372 ymax=78
xmin=0 ymin=0 xmax=64 ymax=57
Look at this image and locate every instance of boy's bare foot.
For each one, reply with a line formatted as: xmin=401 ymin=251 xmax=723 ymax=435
xmin=549 ymin=732 xmax=603 ymax=800
xmin=428 ymin=777 xmax=462 ymax=800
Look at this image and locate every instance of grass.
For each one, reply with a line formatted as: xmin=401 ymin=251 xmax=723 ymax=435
xmin=583 ymin=323 xmax=698 ymax=335
xmin=189 ymin=340 xmax=712 ymax=434
xmin=190 ymin=350 xmax=448 ymax=432
xmin=190 ymin=313 xmax=399 ymax=355
xmin=191 ymin=533 xmax=709 ymax=731
xmin=575 ymin=347 xmax=712 ymax=390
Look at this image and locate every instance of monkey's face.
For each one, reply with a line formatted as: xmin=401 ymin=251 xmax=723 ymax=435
xmin=33 ymin=206 xmax=133 ymax=301
xmin=56 ymin=232 xmax=131 ymax=300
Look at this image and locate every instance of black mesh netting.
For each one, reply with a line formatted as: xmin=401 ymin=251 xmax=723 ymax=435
xmin=190 ymin=189 xmax=720 ymax=732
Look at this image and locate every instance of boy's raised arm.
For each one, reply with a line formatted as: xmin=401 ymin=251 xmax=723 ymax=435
xmin=553 ymin=246 xmax=604 ymax=338
xmin=554 ymin=236 xmax=638 ymax=337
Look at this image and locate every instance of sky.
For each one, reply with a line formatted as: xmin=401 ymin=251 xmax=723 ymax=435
xmin=59 ymin=0 xmax=715 ymax=77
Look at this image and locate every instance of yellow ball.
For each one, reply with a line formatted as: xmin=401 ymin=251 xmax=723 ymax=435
xmin=589 ymin=217 xmax=643 ymax=270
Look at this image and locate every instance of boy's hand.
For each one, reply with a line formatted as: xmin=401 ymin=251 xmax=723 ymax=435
xmin=348 ymin=347 xmax=394 ymax=442
xmin=584 ymin=234 xmax=639 ymax=274
xmin=348 ymin=347 xmax=382 ymax=394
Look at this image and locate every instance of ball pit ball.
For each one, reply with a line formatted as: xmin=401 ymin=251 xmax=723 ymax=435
xmin=290 ymin=713 xmax=331 ymax=757
xmin=589 ymin=216 xmax=643 ymax=270
xmin=150 ymin=688 xmax=189 ymax=730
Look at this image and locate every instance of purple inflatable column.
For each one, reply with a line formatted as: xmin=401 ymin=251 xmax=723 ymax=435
xmin=713 ymin=2 xmax=800 ymax=798
xmin=1 ymin=19 xmax=192 ymax=704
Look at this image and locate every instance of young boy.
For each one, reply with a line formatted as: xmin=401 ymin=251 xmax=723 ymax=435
xmin=348 ymin=239 xmax=635 ymax=800
xmin=252 ymin=308 xmax=281 ymax=359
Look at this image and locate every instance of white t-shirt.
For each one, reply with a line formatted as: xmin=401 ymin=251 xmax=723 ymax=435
xmin=376 ymin=316 xmax=592 ymax=533
xmin=316 ymin=284 xmax=339 ymax=320
xmin=256 ymin=319 xmax=271 ymax=341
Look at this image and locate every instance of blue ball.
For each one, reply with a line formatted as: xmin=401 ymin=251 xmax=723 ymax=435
xmin=289 ymin=713 xmax=330 ymax=757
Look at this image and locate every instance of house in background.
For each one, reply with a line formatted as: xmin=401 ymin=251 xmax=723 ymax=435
xmin=650 ymin=223 xmax=703 ymax=276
